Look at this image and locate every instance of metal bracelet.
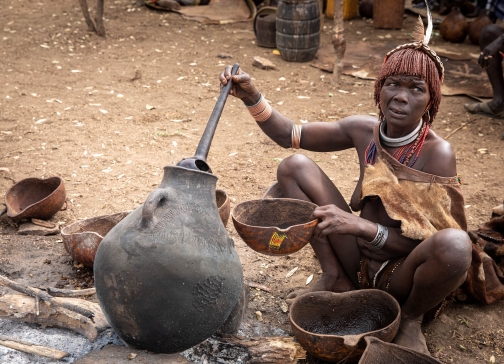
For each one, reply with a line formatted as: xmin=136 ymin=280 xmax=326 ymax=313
xmin=366 ymin=223 xmax=388 ymax=250
xmin=291 ymin=124 xmax=302 ymax=149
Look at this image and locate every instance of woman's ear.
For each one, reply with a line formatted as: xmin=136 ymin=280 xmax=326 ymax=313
xmin=423 ymin=109 xmax=431 ymax=124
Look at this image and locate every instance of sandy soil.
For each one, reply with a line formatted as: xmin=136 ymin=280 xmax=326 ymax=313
xmin=0 ymin=0 xmax=503 ymax=362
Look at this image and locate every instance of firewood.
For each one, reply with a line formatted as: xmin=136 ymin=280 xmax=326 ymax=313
xmin=222 ymin=336 xmax=306 ymax=363
xmin=0 ymin=294 xmax=109 ymax=342
xmin=0 ymin=274 xmax=94 ymax=318
xmin=0 ymin=334 xmax=69 ymax=360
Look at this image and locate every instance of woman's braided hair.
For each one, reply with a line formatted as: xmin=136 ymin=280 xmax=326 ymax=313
xmin=373 ymin=6 xmax=445 ymax=124
xmin=374 ymin=43 xmax=444 ymax=122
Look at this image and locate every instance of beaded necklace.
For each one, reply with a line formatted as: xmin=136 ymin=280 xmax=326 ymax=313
xmin=364 ymin=121 xmax=430 ymax=167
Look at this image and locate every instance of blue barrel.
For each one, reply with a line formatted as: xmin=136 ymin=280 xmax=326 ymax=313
xmin=276 ymin=0 xmax=320 ymax=62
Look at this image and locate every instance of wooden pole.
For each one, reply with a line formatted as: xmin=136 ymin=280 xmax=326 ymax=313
xmin=332 ymin=0 xmax=346 ymax=83
xmin=0 ymin=335 xmax=69 ymax=360
xmin=95 ymin=0 xmax=106 ymax=37
xmin=78 ymin=0 xmax=97 ymax=33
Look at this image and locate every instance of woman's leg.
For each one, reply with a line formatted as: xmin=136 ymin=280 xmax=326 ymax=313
xmin=480 ymin=24 xmax=504 ymax=114
xmin=277 ymin=154 xmax=361 ymax=298
xmin=386 ymin=228 xmax=472 ymax=354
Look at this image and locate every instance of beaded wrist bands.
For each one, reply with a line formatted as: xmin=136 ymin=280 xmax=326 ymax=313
xmin=366 ymin=223 xmax=388 ymax=250
xmin=246 ymin=93 xmax=272 ymax=122
xmin=291 ymin=124 xmax=302 ymax=149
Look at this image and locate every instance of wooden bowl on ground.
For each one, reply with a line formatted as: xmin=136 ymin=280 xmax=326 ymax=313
xmin=261 ymin=181 xmax=285 ymax=199
xmin=5 ymin=176 xmax=66 ymax=221
xmin=290 ymin=290 xmax=401 ymax=363
xmin=61 ymin=211 xmax=130 ymax=268
xmin=231 ymin=198 xmax=318 ymax=256
xmin=359 ymin=336 xmax=441 ymax=364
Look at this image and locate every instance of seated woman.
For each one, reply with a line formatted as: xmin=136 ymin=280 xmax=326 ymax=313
xmin=220 ymin=17 xmax=472 ymax=355
xmin=464 ymin=23 xmax=504 ymax=118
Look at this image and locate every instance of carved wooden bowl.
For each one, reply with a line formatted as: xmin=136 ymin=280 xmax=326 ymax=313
xmin=290 ymin=290 xmax=401 ymax=363
xmin=231 ymin=198 xmax=318 ymax=256
xmin=5 ymin=176 xmax=66 ymax=221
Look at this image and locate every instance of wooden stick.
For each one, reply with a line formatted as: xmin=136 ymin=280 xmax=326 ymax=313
xmin=47 ymin=287 xmax=96 ymax=298
xmin=248 ymin=281 xmax=271 ymax=292
xmin=78 ymin=0 xmax=96 ymax=33
xmin=0 ymin=274 xmax=94 ymax=319
xmin=0 ymin=335 xmax=69 ymax=360
xmin=95 ymin=0 xmax=106 ymax=37
xmin=444 ymin=119 xmax=473 ymax=140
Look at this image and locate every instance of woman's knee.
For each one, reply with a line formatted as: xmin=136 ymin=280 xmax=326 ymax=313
xmin=480 ymin=24 xmax=504 ymax=50
xmin=430 ymin=228 xmax=472 ymax=271
xmin=277 ymin=154 xmax=315 ymax=180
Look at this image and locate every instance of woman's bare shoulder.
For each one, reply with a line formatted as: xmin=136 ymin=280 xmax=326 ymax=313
xmin=421 ymin=129 xmax=457 ymax=177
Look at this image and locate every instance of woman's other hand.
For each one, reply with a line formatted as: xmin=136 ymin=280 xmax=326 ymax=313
xmin=219 ymin=65 xmax=261 ymax=105
xmin=478 ymin=34 xmax=504 ymax=68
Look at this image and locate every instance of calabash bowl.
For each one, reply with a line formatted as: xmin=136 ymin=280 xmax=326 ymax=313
xmin=231 ymin=198 xmax=318 ymax=256
xmin=5 ymin=176 xmax=66 ymax=221
xmin=216 ymin=189 xmax=230 ymax=227
xmin=61 ymin=211 xmax=130 ymax=268
xmin=261 ymin=181 xmax=285 ymax=199
xmin=290 ymin=290 xmax=401 ymax=363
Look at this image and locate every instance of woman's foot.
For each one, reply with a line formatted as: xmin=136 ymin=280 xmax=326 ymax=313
xmin=464 ymin=101 xmax=504 ymax=118
xmin=392 ymin=317 xmax=430 ymax=355
xmin=285 ymin=272 xmax=355 ymax=304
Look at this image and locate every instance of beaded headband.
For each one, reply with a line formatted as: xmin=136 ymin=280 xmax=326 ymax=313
xmin=383 ymin=1 xmax=444 ymax=82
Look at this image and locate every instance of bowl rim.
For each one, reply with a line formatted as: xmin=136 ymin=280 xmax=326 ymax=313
xmin=231 ymin=198 xmax=318 ymax=231
xmin=289 ymin=289 xmax=401 ymax=338
xmin=61 ymin=211 xmax=131 ymax=236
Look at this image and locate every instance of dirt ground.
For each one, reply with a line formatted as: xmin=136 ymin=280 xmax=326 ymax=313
xmin=1 ymin=0 xmax=503 ymax=362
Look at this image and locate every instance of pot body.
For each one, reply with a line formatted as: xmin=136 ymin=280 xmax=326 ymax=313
xmin=468 ymin=11 xmax=492 ymax=45
xmin=94 ymin=166 xmax=243 ymax=353
xmin=440 ymin=7 xmax=469 ymax=43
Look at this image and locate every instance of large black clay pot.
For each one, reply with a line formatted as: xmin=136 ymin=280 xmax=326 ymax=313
xmin=94 ymin=64 xmax=244 ymax=354
xmin=94 ymin=167 xmax=243 ymax=353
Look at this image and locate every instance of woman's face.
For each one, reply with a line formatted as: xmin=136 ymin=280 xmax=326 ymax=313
xmin=380 ymin=74 xmax=431 ymax=135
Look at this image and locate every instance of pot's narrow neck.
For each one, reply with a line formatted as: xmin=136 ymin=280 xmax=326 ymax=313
xmin=159 ymin=166 xmax=218 ymax=192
